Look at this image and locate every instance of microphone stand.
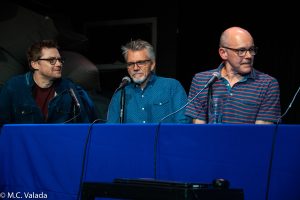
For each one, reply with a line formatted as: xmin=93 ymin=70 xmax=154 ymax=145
xmin=206 ymin=86 xmax=212 ymax=123
xmin=73 ymin=104 xmax=77 ymax=123
xmin=120 ymin=87 xmax=126 ymax=123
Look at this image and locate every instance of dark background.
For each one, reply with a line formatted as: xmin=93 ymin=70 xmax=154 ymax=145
xmin=6 ymin=0 xmax=300 ymax=123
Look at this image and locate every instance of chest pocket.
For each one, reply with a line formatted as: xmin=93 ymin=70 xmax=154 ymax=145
xmin=153 ymin=98 xmax=170 ymax=117
xmin=50 ymin=96 xmax=73 ymax=115
xmin=14 ymin=105 xmax=41 ymax=123
xmin=153 ymin=99 xmax=169 ymax=107
xmin=15 ymin=106 xmax=38 ymax=115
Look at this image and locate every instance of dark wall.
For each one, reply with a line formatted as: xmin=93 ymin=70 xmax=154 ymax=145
xmin=11 ymin=0 xmax=300 ymax=123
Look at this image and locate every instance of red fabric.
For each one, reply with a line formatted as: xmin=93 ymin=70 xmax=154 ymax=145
xmin=33 ymin=84 xmax=55 ymax=119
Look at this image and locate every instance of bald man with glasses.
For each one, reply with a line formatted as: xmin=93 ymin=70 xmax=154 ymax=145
xmin=186 ymin=27 xmax=281 ymax=124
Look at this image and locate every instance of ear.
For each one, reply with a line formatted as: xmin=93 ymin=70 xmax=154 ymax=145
xmin=219 ymin=47 xmax=227 ymax=60
xmin=150 ymin=60 xmax=156 ymax=72
xmin=31 ymin=61 xmax=39 ymax=70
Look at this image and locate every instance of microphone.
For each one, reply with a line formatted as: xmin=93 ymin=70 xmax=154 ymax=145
xmin=204 ymin=72 xmax=221 ymax=89
xmin=117 ymin=76 xmax=131 ymax=90
xmin=118 ymin=77 xmax=131 ymax=123
xmin=64 ymin=88 xmax=81 ymax=123
xmin=69 ymin=88 xmax=80 ymax=108
xmin=159 ymin=72 xmax=221 ymax=122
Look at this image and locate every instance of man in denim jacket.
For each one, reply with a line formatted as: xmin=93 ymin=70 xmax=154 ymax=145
xmin=0 ymin=40 xmax=97 ymax=124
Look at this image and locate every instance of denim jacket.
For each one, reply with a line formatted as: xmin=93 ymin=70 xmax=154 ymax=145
xmin=0 ymin=72 xmax=97 ymax=124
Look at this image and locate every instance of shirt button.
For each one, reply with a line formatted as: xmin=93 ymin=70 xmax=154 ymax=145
xmin=227 ymin=84 xmax=229 ymax=86
xmin=142 ymin=95 xmax=144 ymax=98
xmin=159 ymin=103 xmax=162 ymax=105
xmin=230 ymin=93 xmax=233 ymax=96
xmin=142 ymin=107 xmax=145 ymax=110
xmin=142 ymin=121 xmax=146 ymax=123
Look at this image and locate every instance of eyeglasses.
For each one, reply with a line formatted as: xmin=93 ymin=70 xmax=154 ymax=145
xmin=222 ymin=46 xmax=258 ymax=57
xmin=126 ymin=59 xmax=151 ymax=68
xmin=37 ymin=57 xmax=65 ymax=65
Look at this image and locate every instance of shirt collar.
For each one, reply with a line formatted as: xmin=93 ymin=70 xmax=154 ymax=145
xmin=133 ymin=72 xmax=157 ymax=89
xmin=217 ymin=62 xmax=256 ymax=80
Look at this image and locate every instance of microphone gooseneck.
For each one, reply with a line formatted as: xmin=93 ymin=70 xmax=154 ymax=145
xmin=120 ymin=88 xmax=126 ymax=123
xmin=204 ymin=72 xmax=221 ymax=89
xmin=63 ymin=89 xmax=81 ymax=123
xmin=69 ymin=88 xmax=80 ymax=108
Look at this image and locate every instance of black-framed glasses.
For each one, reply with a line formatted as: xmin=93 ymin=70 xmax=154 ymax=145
xmin=37 ymin=57 xmax=65 ymax=65
xmin=126 ymin=59 xmax=151 ymax=68
xmin=222 ymin=46 xmax=258 ymax=57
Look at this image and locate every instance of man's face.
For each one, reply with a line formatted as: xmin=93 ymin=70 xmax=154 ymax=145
xmin=219 ymin=29 xmax=256 ymax=75
xmin=32 ymin=48 xmax=63 ymax=80
xmin=126 ymin=49 xmax=155 ymax=87
xmin=222 ymin=45 xmax=255 ymax=75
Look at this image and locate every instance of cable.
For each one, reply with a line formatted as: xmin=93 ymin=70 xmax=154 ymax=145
xmin=159 ymin=86 xmax=207 ymax=123
xmin=265 ymin=84 xmax=300 ymax=200
xmin=264 ymin=123 xmax=279 ymax=200
xmin=76 ymin=118 xmax=106 ymax=200
xmin=153 ymin=122 xmax=162 ymax=179
xmin=160 ymin=71 xmax=221 ymax=123
xmin=276 ymin=85 xmax=300 ymax=124
xmin=63 ymin=106 xmax=81 ymax=123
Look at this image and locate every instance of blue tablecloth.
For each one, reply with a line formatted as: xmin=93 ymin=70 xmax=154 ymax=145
xmin=0 ymin=124 xmax=299 ymax=200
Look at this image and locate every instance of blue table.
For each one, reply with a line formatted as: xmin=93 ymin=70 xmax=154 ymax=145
xmin=0 ymin=124 xmax=299 ymax=200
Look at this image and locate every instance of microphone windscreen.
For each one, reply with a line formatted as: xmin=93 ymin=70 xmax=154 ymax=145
xmin=122 ymin=76 xmax=131 ymax=83
xmin=212 ymin=72 xmax=221 ymax=79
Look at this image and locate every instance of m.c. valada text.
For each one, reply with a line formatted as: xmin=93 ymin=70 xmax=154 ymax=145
xmin=6 ymin=192 xmax=47 ymax=199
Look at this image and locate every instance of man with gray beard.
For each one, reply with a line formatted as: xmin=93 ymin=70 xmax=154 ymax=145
xmin=107 ymin=39 xmax=190 ymax=123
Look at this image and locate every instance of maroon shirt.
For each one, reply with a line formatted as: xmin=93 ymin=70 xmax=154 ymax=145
xmin=33 ymin=84 xmax=55 ymax=120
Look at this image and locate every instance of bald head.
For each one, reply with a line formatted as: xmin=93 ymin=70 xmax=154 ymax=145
xmin=220 ymin=27 xmax=254 ymax=47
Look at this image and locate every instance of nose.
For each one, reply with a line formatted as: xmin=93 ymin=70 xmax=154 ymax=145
xmin=132 ymin=63 xmax=140 ymax=70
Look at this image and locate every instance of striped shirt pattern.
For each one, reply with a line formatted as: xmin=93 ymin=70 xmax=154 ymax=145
xmin=185 ymin=66 xmax=281 ymax=124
